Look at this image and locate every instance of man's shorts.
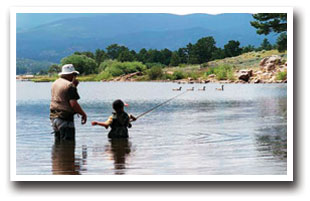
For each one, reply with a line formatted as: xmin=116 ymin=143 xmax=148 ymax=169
xmin=51 ymin=118 xmax=75 ymax=141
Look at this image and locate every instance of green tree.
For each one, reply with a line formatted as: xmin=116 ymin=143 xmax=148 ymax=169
xmin=145 ymin=49 xmax=162 ymax=64
xmin=194 ymin=36 xmax=217 ymax=63
xmin=137 ymin=48 xmax=147 ymax=63
xmin=242 ymin=45 xmax=256 ymax=53
xmin=61 ymin=54 xmax=97 ymax=75
xmin=250 ymin=13 xmax=287 ymax=52
xmin=118 ymin=49 xmax=135 ymax=62
xmin=106 ymin=44 xmax=128 ymax=60
xmin=250 ymin=13 xmax=287 ymax=35
xmin=224 ymin=40 xmax=242 ymax=57
xmin=95 ymin=49 xmax=108 ymax=65
xmin=177 ymin=48 xmax=188 ymax=64
xmin=186 ymin=43 xmax=199 ymax=64
xmin=276 ymin=33 xmax=287 ymax=52
xmin=160 ymin=48 xmax=172 ymax=65
xmin=211 ymin=47 xmax=225 ymax=60
xmin=48 ymin=64 xmax=61 ymax=75
xmin=260 ymin=38 xmax=273 ymax=50
xmin=170 ymin=52 xmax=181 ymax=66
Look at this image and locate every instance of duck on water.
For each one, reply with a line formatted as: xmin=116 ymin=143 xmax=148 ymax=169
xmin=216 ymin=85 xmax=224 ymax=91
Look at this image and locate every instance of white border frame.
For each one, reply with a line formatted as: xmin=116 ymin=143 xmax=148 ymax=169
xmin=10 ymin=6 xmax=293 ymax=181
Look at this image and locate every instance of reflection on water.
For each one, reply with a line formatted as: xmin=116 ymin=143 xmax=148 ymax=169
xmin=16 ymin=82 xmax=288 ymax=175
xmin=52 ymin=139 xmax=88 ymax=175
xmin=104 ymin=139 xmax=131 ymax=175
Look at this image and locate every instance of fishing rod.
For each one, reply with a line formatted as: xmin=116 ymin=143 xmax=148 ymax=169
xmin=132 ymin=90 xmax=188 ymax=121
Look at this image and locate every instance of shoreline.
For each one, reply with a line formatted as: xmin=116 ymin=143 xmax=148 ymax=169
xmin=16 ymin=77 xmax=287 ymax=84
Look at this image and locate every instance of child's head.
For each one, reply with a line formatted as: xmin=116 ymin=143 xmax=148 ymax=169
xmin=112 ymin=99 xmax=125 ymax=113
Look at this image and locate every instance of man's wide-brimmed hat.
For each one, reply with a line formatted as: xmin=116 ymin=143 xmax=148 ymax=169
xmin=58 ymin=64 xmax=80 ymax=76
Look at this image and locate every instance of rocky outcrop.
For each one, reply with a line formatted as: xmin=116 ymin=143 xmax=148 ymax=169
xmin=259 ymin=55 xmax=282 ymax=72
xmin=238 ymin=69 xmax=253 ymax=82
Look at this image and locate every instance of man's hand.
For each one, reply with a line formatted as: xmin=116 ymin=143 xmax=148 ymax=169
xmin=81 ymin=114 xmax=87 ymax=124
xmin=70 ymin=99 xmax=87 ymax=125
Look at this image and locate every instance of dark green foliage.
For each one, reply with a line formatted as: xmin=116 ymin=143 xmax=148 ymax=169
xmin=61 ymin=54 xmax=97 ymax=75
xmin=276 ymin=33 xmax=287 ymax=52
xmin=95 ymin=49 xmax=108 ymax=65
xmin=186 ymin=43 xmax=199 ymax=64
xmin=193 ymin=37 xmax=217 ymax=63
xmin=106 ymin=44 xmax=129 ymax=60
xmin=147 ymin=66 xmax=163 ymax=80
xmin=48 ymin=64 xmax=61 ymax=74
xmin=160 ymin=48 xmax=173 ymax=65
xmin=137 ymin=48 xmax=148 ymax=63
xmin=260 ymin=38 xmax=273 ymax=50
xmin=242 ymin=45 xmax=256 ymax=53
xmin=177 ymin=48 xmax=188 ymax=64
xmin=172 ymin=71 xmax=185 ymax=80
xmin=224 ymin=40 xmax=242 ymax=57
xmin=211 ymin=47 xmax=225 ymax=60
xmin=170 ymin=52 xmax=181 ymax=66
xmin=250 ymin=13 xmax=287 ymax=35
xmin=118 ymin=49 xmax=135 ymax=62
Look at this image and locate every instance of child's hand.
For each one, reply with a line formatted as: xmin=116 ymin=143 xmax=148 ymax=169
xmin=104 ymin=125 xmax=109 ymax=129
xmin=91 ymin=121 xmax=97 ymax=126
xmin=130 ymin=114 xmax=137 ymax=121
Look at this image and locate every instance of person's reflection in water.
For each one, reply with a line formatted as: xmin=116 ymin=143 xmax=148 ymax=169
xmin=105 ymin=138 xmax=131 ymax=175
xmin=52 ymin=138 xmax=82 ymax=175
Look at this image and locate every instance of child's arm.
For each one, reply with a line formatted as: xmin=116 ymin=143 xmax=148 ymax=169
xmin=91 ymin=121 xmax=109 ymax=129
xmin=91 ymin=116 xmax=113 ymax=129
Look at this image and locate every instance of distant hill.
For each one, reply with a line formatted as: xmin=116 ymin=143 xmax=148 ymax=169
xmin=16 ymin=58 xmax=55 ymax=74
xmin=16 ymin=13 xmax=278 ymax=64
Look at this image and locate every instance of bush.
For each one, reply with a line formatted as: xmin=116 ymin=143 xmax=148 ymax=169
xmin=104 ymin=61 xmax=147 ymax=77
xmin=61 ymin=54 xmax=97 ymax=75
xmin=162 ymin=73 xmax=174 ymax=80
xmin=172 ymin=71 xmax=185 ymax=80
xmin=98 ymin=60 xmax=116 ymax=72
xmin=205 ymin=67 xmax=217 ymax=77
xmin=213 ymin=64 xmax=234 ymax=80
xmin=276 ymin=71 xmax=287 ymax=80
xmin=147 ymin=66 xmax=163 ymax=80
xmin=95 ymin=71 xmax=113 ymax=81
xmin=145 ymin=62 xmax=166 ymax=69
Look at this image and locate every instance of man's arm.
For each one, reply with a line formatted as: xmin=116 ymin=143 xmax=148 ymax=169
xmin=70 ymin=100 xmax=87 ymax=124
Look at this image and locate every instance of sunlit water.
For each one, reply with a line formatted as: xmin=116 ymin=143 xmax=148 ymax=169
xmin=16 ymin=81 xmax=287 ymax=175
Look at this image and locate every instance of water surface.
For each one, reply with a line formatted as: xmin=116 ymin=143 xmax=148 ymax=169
xmin=16 ymin=81 xmax=287 ymax=175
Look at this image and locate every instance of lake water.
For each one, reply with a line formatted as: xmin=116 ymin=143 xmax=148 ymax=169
xmin=16 ymin=81 xmax=287 ymax=175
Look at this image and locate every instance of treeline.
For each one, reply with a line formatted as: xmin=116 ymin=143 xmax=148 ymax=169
xmin=47 ymin=35 xmax=284 ymax=76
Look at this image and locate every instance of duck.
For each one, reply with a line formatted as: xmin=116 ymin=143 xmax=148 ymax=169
xmin=216 ymin=85 xmax=224 ymax=91
xmin=186 ymin=87 xmax=194 ymax=91
xmin=172 ymin=86 xmax=182 ymax=91
xmin=198 ymin=86 xmax=206 ymax=91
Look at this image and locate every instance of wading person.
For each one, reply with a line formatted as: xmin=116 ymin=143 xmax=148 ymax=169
xmin=50 ymin=64 xmax=87 ymax=141
xmin=91 ymin=99 xmax=136 ymax=138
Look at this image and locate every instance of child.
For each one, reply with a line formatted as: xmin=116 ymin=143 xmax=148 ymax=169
xmin=91 ymin=99 xmax=136 ymax=138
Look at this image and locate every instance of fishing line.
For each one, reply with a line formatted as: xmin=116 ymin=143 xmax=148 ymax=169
xmin=133 ymin=90 xmax=188 ymax=121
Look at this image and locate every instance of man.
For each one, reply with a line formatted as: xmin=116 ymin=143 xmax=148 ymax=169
xmin=50 ymin=64 xmax=87 ymax=141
